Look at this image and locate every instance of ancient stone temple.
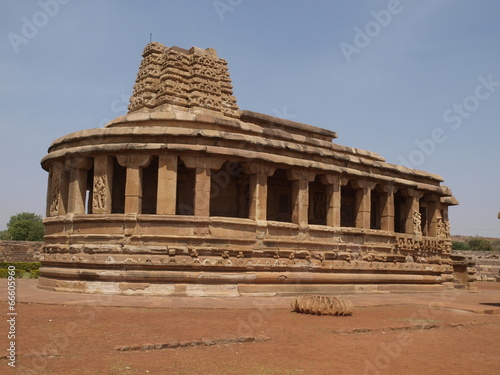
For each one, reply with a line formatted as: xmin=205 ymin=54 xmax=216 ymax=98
xmin=39 ymin=42 xmax=461 ymax=296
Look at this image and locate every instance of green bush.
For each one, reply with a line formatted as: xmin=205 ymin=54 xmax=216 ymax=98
xmin=0 ymin=230 xmax=11 ymax=240
xmin=491 ymin=240 xmax=500 ymax=251
xmin=0 ymin=262 xmax=40 ymax=272
xmin=29 ymin=270 xmax=40 ymax=278
xmin=452 ymin=241 xmax=470 ymax=250
xmin=468 ymin=237 xmax=493 ymax=251
xmin=0 ymin=269 xmax=25 ymax=278
xmin=0 ymin=262 xmax=41 ymax=278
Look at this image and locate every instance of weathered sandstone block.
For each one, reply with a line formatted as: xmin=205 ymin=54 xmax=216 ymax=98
xmin=292 ymin=295 xmax=354 ymax=316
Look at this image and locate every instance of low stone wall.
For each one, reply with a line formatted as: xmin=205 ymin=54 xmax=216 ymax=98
xmin=0 ymin=240 xmax=43 ymax=262
xmin=453 ymin=251 xmax=500 ymax=281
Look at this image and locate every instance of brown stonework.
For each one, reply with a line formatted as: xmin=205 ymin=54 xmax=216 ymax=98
xmin=379 ymin=185 xmax=397 ymax=231
xmin=92 ymin=155 xmax=113 ymax=214
xmin=0 ymin=240 xmax=42 ymax=262
xmin=38 ymin=42 xmax=460 ymax=296
xmin=156 ymin=153 xmax=177 ymax=215
xmin=128 ymin=43 xmax=239 ymax=118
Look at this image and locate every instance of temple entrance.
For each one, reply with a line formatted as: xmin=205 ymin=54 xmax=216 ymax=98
xmin=370 ymin=189 xmax=381 ymax=230
xmin=142 ymin=156 xmax=158 ymax=214
xmin=111 ymin=157 xmax=126 ymax=214
xmin=419 ymin=205 xmax=427 ymax=235
xmin=85 ymin=164 xmax=94 ymax=214
xmin=341 ymin=183 xmax=356 ymax=227
xmin=267 ymin=169 xmax=293 ymax=222
xmin=210 ymin=162 xmax=250 ymax=218
xmin=308 ymin=176 xmax=327 ymax=225
xmin=176 ymin=159 xmax=195 ymax=215
xmin=394 ymin=191 xmax=405 ymax=233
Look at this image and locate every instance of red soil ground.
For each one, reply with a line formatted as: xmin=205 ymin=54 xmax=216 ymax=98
xmin=1 ymin=283 xmax=499 ymax=375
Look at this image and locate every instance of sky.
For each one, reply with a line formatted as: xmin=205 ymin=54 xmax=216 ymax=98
xmin=0 ymin=0 xmax=499 ymax=237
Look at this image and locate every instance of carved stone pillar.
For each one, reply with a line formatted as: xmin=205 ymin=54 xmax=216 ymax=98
xmin=157 ymin=154 xmax=178 ymax=215
xmin=243 ymin=162 xmax=276 ymax=221
xmin=378 ymin=185 xmax=398 ymax=232
xmin=180 ymin=156 xmax=225 ymax=217
xmin=320 ymin=174 xmax=348 ymax=227
xmin=402 ymin=188 xmax=424 ymax=235
xmin=65 ymin=157 xmax=93 ymax=215
xmin=195 ymin=168 xmax=211 ymax=217
xmin=425 ymin=194 xmax=440 ymax=237
xmin=46 ymin=169 xmax=52 ymax=218
xmin=352 ymin=180 xmax=376 ymax=229
xmin=92 ymin=155 xmax=114 ymax=214
xmin=117 ymin=154 xmax=152 ymax=214
xmin=47 ymin=161 xmax=69 ymax=217
xmin=441 ymin=204 xmax=450 ymax=238
xmin=287 ymin=170 xmax=316 ymax=227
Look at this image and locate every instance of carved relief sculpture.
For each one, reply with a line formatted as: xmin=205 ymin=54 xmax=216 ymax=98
xmin=444 ymin=220 xmax=451 ymax=238
xmin=93 ymin=175 xmax=106 ymax=210
xmin=413 ymin=210 xmax=422 ymax=234
xmin=49 ymin=173 xmax=60 ymax=216
xmin=437 ymin=217 xmax=444 ymax=237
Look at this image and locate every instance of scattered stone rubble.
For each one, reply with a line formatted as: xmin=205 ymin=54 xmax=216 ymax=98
xmin=114 ymin=336 xmax=270 ymax=352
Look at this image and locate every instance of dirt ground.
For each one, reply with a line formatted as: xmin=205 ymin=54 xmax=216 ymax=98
xmin=1 ymin=283 xmax=500 ymax=375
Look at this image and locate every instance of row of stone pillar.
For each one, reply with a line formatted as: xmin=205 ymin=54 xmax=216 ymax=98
xmin=47 ymin=154 xmax=442 ymax=236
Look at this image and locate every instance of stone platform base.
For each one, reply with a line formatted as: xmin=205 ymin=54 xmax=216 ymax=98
xmin=38 ymin=277 xmax=451 ymax=297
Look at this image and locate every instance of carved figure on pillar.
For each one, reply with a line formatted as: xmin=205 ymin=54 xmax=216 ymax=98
xmin=413 ymin=210 xmax=422 ymax=234
xmin=444 ymin=220 xmax=450 ymax=238
xmin=93 ymin=175 xmax=106 ymax=210
xmin=437 ymin=217 xmax=444 ymax=237
xmin=49 ymin=173 xmax=61 ymax=216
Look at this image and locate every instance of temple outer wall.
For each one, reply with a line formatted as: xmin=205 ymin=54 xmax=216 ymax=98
xmin=39 ymin=212 xmax=456 ymax=296
xmin=0 ymin=240 xmax=42 ymax=262
xmin=38 ymin=121 xmax=457 ymax=296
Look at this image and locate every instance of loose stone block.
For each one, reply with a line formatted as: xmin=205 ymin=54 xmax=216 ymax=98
xmin=292 ymin=295 xmax=354 ymax=316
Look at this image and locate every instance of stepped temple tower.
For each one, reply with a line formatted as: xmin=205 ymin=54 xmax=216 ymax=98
xmin=39 ymin=42 xmax=463 ymax=296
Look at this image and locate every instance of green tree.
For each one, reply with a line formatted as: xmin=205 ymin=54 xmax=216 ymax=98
xmin=492 ymin=240 xmax=500 ymax=251
xmin=5 ymin=212 xmax=44 ymax=241
xmin=0 ymin=230 xmax=11 ymax=240
xmin=467 ymin=237 xmax=492 ymax=251
xmin=452 ymin=241 xmax=470 ymax=250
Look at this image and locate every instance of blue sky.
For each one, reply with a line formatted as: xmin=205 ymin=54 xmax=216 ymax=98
xmin=1 ymin=0 xmax=499 ymax=237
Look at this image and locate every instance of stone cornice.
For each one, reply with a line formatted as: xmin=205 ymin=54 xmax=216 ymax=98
xmin=41 ymin=142 xmax=454 ymax=198
xmin=43 ymin=125 xmax=444 ymax=186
